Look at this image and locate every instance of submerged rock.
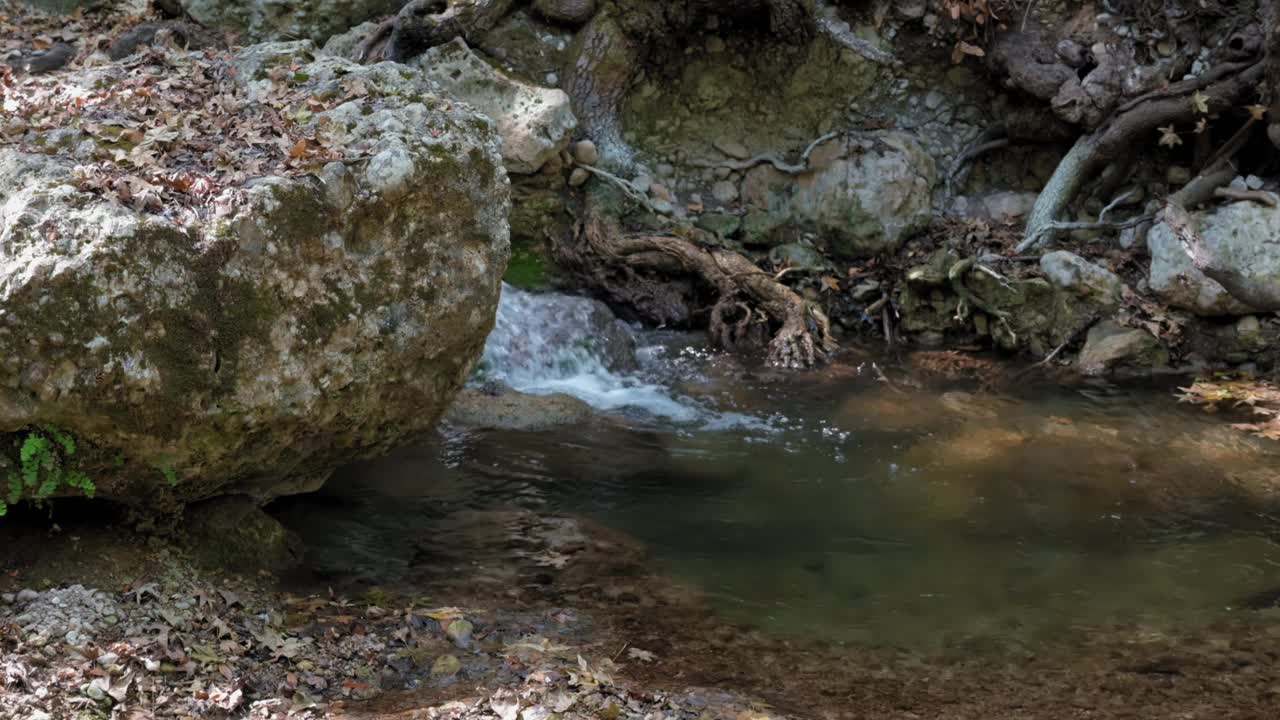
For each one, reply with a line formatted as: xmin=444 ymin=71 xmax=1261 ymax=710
xmin=0 ymin=46 xmax=510 ymax=508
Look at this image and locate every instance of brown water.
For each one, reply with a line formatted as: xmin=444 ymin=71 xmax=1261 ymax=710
xmin=274 ymin=344 xmax=1280 ymax=658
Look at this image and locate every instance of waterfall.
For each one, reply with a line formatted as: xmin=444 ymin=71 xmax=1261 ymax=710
xmin=477 ymin=284 xmax=701 ymax=422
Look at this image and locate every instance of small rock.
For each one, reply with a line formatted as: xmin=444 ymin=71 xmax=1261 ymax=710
xmin=711 ymin=180 xmax=739 ymax=204
xmin=568 ymin=167 xmax=590 ymax=187
xmin=705 ymin=36 xmax=725 ymax=53
xmin=1166 ymin=166 xmax=1191 ymax=185
xmin=1247 ymin=175 xmax=1265 ymax=190
xmin=572 ymin=139 xmax=599 ymax=166
xmin=712 ymin=137 xmax=751 ymax=160
xmin=1 ymin=592 xmax=14 ymax=604
xmin=83 ymin=682 xmax=106 ymax=701
xmin=650 ymin=198 xmax=674 ymax=215
xmin=631 ymin=174 xmax=653 ymax=194
xmin=16 ymin=589 xmax=39 ymax=603
xmin=97 ymin=652 xmax=120 ymax=667
xmin=1230 ymin=175 xmax=1249 ymax=191
xmin=446 ymin=619 xmax=474 ymax=649
xmin=650 ymin=183 xmax=673 ymax=202
xmin=64 ymin=630 xmax=84 ymax=646
xmin=656 ymin=163 xmax=674 ymax=178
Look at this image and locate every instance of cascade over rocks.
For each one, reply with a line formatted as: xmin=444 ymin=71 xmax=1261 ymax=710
xmin=0 ymin=44 xmax=511 ymax=509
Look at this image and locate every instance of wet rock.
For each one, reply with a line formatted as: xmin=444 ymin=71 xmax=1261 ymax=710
xmin=184 ymin=496 xmax=301 ymax=573
xmin=1040 ymin=251 xmax=1123 ymax=307
xmin=179 ymin=0 xmax=398 ymax=42
xmin=413 ymin=38 xmax=577 ymax=174
xmin=444 ymin=387 xmax=594 ymax=431
xmin=1148 ymin=205 xmax=1264 ymax=316
xmin=0 ymin=47 xmax=510 ymax=507
xmin=740 ymin=131 xmax=935 ymax=258
xmin=1077 ymin=321 xmax=1168 ymax=375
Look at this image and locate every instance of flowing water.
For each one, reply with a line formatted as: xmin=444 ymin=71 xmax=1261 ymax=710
xmin=275 ymin=285 xmax=1280 ymax=659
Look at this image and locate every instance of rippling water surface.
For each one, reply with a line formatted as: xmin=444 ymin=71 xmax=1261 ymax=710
xmin=275 ymin=286 xmax=1280 ymax=655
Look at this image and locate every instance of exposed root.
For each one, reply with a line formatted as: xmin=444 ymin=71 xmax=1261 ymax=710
xmin=688 ymin=131 xmax=841 ymax=175
xmin=1017 ymin=59 xmax=1265 ymax=253
xmin=575 ymin=216 xmax=836 ymax=368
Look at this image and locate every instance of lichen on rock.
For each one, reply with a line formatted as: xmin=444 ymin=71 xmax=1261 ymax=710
xmin=0 ymin=44 xmax=511 ymax=509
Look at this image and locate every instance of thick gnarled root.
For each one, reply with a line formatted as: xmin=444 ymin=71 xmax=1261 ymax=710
xmin=573 ymin=216 xmax=835 ymax=368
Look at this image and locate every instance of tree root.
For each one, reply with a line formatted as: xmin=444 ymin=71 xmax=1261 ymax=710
xmin=688 ymin=131 xmax=841 ymax=175
xmin=355 ymin=0 xmax=514 ymax=63
xmin=574 ymin=215 xmax=836 ymax=368
xmin=1018 ymin=59 xmax=1265 ymax=253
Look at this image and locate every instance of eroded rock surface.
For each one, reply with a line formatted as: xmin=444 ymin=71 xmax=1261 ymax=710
xmin=0 ymin=45 xmax=511 ymax=508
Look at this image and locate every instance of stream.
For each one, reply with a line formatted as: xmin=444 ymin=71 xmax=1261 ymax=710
xmin=274 ymin=285 xmax=1280 ymax=659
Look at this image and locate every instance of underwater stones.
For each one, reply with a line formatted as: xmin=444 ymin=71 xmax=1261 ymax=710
xmin=1077 ymin=321 xmax=1168 ymax=375
xmin=0 ymin=47 xmax=509 ymax=508
xmin=414 ymin=38 xmax=577 ymax=174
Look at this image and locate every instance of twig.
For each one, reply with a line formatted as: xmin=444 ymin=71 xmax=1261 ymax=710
xmin=578 ymin=164 xmax=661 ymax=213
xmin=1099 ymin=189 xmax=1136 ymax=222
xmin=882 ymin=306 xmax=894 ymax=348
xmin=691 ymin=131 xmax=841 ymax=175
xmin=1022 ymin=0 xmax=1038 ymax=31
xmin=1215 ymin=187 xmax=1279 ymax=206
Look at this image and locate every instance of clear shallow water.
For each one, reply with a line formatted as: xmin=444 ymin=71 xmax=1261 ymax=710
xmin=275 ymin=287 xmax=1280 ymax=656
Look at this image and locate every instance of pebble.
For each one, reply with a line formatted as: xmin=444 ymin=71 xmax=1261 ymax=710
xmin=711 ymin=180 xmax=739 ymax=204
xmin=1247 ymin=175 xmax=1264 ymax=190
xmin=83 ymin=682 xmax=106 ymax=701
xmin=98 ymin=652 xmax=120 ymax=667
xmin=631 ymin=174 xmax=653 ymax=194
xmin=17 ymin=589 xmax=38 ymax=603
xmin=1 ymin=592 xmax=13 ymax=604
xmin=29 ymin=712 xmax=51 ymax=720
xmin=568 ymin=167 xmax=590 ymax=187
xmin=572 ymin=140 xmax=599 ymax=166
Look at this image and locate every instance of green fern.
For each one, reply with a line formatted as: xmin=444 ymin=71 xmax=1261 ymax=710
xmin=4 ymin=426 xmax=98 ymax=514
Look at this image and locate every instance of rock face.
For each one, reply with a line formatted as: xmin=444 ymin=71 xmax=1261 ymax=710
xmin=178 ymin=0 xmax=402 ymax=43
xmin=1040 ymin=251 xmax=1123 ymax=307
xmin=740 ymin=131 xmax=936 ymax=258
xmin=412 ymin=38 xmax=577 ymax=174
xmin=0 ymin=47 xmax=510 ymax=509
xmin=1077 ymin=321 xmax=1168 ymax=375
xmin=1148 ymin=204 xmax=1266 ymax=317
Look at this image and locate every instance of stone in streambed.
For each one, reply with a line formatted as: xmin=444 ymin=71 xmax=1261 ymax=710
xmin=1076 ymin=321 xmax=1168 ymax=375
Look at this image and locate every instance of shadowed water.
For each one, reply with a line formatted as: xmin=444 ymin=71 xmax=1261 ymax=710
xmin=275 ymin=286 xmax=1280 ymax=656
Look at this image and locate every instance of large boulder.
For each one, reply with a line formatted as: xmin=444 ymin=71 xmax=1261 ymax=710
xmin=179 ymin=0 xmax=403 ymax=43
xmin=411 ymin=38 xmax=577 ymax=175
xmin=740 ymin=131 xmax=936 ymax=258
xmin=0 ymin=46 xmax=510 ymax=509
xmin=1148 ymin=203 xmax=1270 ymax=317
